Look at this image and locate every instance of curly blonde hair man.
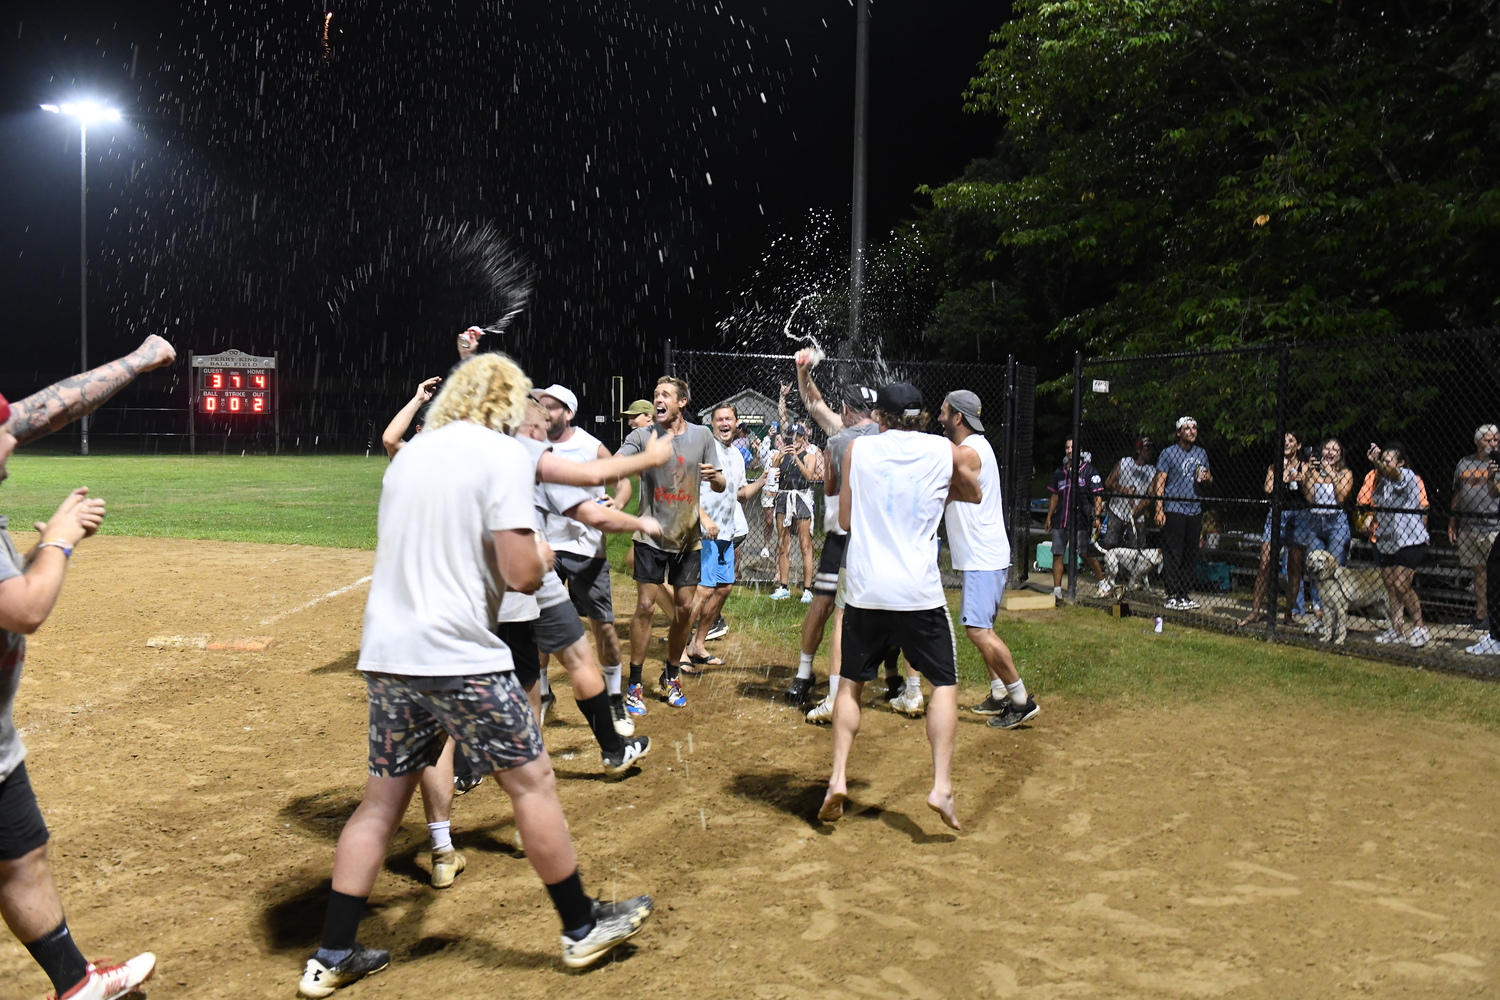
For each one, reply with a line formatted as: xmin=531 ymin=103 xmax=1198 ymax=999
xmin=425 ymin=353 xmax=531 ymax=435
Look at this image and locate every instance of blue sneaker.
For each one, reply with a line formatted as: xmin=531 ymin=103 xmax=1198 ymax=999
xmin=658 ymin=670 xmax=687 ymax=708
xmin=769 ymin=586 xmax=791 ymax=600
xmin=625 ymin=682 xmax=647 ymax=716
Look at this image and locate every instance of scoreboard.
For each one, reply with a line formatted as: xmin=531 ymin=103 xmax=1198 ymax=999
xmin=191 ymin=349 xmax=275 ymax=415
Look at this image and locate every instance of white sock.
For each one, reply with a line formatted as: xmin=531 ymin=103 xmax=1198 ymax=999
xmin=905 ymin=675 xmax=921 ymax=695
xmin=603 ymin=664 xmax=622 ymax=696
xmin=991 ymin=678 xmax=1006 ymax=699
xmin=1053 ymin=586 xmax=1063 ymax=598
xmin=428 ymin=820 xmax=453 ymax=853
xmin=828 ymin=675 xmax=840 ymax=699
xmin=538 ymin=671 xmax=551 ymax=696
xmin=797 ymin=652 xmax=815 ymax=680
xmin=1006 ymin=679 xmax=1028 ymax=706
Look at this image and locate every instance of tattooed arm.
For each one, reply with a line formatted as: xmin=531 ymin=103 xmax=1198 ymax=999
xmin=3 ymin=335 xmax=177 ymax=446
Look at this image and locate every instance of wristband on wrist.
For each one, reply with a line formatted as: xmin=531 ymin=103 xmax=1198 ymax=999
xmin=37 ymin=539 xmax=74 ymax=559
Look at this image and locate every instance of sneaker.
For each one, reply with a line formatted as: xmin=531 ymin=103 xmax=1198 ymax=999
xmin=1408 ymin=626 xmax=1431 ymax=649
xmin=800 ymin=589 xmax=813 ymax=604
xmin=1164 ymin=597 xmax=1183 ymax=610
xmin=770 ymin=586 xmax=791 ymax=600
xmin=891 ymin=689 xmax=925 ymax=717
xmin=805 ymin=697 xmax=835 ymax=724
xmin=1052 ymin=586 xmax=1063 ymax=599
xmin=1466 ymin=635 xmax=1500 ymax=654
xmin=453 ymin=772 xmax=484 ymax=796
xmin=706 ymin=615 xmax=729 ymax=640
xmin=561 ymin=895 xmax=654 ymax=969
xmin=1096 ymin=578 xmax=1113 ymax=598
xmin=609 ymin=694 xmax=635 ymax=737
xmin=658 ymin=671 xmax=687 ymax=708
xmin=540 ymin=689 xmax=557 ymax=725
xmin=970 ymin=692 xmax=1012 ymax=716
xmin=883 ymin=674 xmax=905 ymax=704
xmin=988 ymin=698 xmax=1041 ymax=730
xmin=785 ymin=676 xmax=814 ymax=705
xmin=603 ymin=736 xmax=651 ymax=773
xmin=760 ymin=547 xmax=771 ymax=559
xmin=81 ymin=954 xmax=156 ymax=1000
xmin=431 ymin=849 xmax=466 ymax=889
xmin=1180 ymin=597 xmax=1201 ymax=610
xmin=1304 ymin=618 xmax=1322 ymax=635
xmin=298 ymin=945 xmax=391 ymax=999
xmin=1373 ymin=627 xmax=1403 ymax=644
xmin=625 ymin=682 xmax=647 ymax=716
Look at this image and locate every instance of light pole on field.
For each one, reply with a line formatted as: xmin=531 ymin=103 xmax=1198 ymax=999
xmin=848 ymin=0 xmax=871 ymax=354
xmin=41 ymin=100 xmax=122 ymax=455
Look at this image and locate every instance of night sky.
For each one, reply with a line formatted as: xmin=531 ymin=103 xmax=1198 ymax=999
xmin=1 ymin=1 xmax=1005 ymax=416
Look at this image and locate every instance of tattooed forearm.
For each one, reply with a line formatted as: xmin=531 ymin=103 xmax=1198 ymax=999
xmin=3 ymin=335 xmax=176 ymax=446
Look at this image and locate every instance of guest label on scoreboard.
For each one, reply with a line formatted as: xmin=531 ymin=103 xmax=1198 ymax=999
xmin=193 ymin=349 xmax=276 ymax=415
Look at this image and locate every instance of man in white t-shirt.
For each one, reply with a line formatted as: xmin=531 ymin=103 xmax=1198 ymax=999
xmin=299 ymin=355 xmax=653 ymax=997
xmin=817 ymin=382 xmax=980 ymax=833
xmin=938 ymin=391 xmax=1039 ymax=731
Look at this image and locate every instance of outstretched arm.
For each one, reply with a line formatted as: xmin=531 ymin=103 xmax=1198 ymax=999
xmin=381 ymin=377 xmax=441 ymax=458
xmin=796 ymin=358 xmax=843 ymax=435
xmin=4 ymin=335 xmax=176 ymax=446
xmin=564 ymin=499 xmax=662 ymax=539
xmin=539 ymin=432 xmax=672 ymax=486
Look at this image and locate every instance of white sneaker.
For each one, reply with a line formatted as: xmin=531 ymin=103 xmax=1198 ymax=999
xmin=1096 ymin=578 xmax=1113 ymax=598
xmin=1373 ymin=627 xmax=1403 ymax=644
xmin=800 ymin=589 xmax=813 ymax=604
xmin=1466 ymin=635 xmax=1500 ymax=654
xmin=891 ymin=689 xmax=925 ymax=717
xmin=1408 ymin=626 xmax=1431 ymax=649
xmin=805 ymin=697 xmax=835 ymax=724
xmin=1164 ymin=598 xmax=1181 ymax=610
xmin=1180 ymin=597 xmax=1201 ymax=610
xmin=89 ymin=953 xmax=157 ymax=1000
xmin=1052 ymin=586 xmax=1063 ymax=599
xmin=760 ymin=547 xmax=771 ymax=559
xmin=769 ymin=586 xmax=791 ymax=600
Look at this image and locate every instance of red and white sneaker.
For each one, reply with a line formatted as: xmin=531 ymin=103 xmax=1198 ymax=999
xmin=88 ymin=953 xmax=156 ymax=1000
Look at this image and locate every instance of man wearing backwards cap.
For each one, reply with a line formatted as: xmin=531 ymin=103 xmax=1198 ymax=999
xmin=1151 ymin=416 xmax=1212 ymax=610
xmin=0 ymin=333 xmax=176 ymax=1000
xmin=820 ymin=382 xmax=980 ymax=833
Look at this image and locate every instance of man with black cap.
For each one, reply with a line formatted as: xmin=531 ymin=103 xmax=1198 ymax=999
xmin=938 ymin=390 xmax=1040 ymax=730
xmin=819 ymin=382 xmax=980 ymax=832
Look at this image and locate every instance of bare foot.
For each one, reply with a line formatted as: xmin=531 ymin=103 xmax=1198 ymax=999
xmin=1235 ymin=612 xmax=1262 ymax=628
xmin=927 ymin=790 xmax=961 ymax=831
xmin=818 ymin=787 xmax=848 ymax=822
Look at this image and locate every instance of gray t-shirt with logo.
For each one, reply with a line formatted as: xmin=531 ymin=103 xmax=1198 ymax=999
xmin=619 ymin=422 xmax=719 ymax=552
xmin=0 ymin=517 xmax=29 ymax=781
xmin=1452 ymin=456 xmax=1499 ymax=525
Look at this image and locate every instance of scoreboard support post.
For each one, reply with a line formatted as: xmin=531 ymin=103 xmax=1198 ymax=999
xmin=188 ymin=351 xmax=196 ymax=456
xmin=274 ymin=351 xmax=281 ymax=455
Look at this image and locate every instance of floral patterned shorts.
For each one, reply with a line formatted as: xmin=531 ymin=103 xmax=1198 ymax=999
xmin=363 ymin=671 xmax=542 ymax=778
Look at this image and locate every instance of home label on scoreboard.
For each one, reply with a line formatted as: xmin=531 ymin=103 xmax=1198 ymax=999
xmin=192 ymin=349 xmax=275 ymax=415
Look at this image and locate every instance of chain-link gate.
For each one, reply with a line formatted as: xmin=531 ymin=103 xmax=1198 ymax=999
xmin=1068 ymin=329 xmax=1500 ymax=678
xmin=669 ymin=349 xmax=1034 ymax=587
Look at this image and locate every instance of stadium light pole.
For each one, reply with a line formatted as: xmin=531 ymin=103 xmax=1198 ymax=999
xmin=847 ymin=0 xmax=871 ymax=354
xmin=41 ymin=100 xmax=122 ymax=455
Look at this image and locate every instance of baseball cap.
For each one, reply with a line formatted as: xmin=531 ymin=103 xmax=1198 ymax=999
xmin=842 ymin=384 xmax=877 ymax=412
xmin=0 ymin=392 xmax=9 ymax=428
xmin=875 ymin=382 xmax=923 ymax=417
xmin=621 ymin=399 xmax=653 ymax=417
xmin=943 ymin=389 xmax=984 ymax=432
xmin=790 ymin=422 xmax=808 ymax=437
xmin=1175 ymin=415 xmax=1197 ymax=430
xmin=532 ymin=383 xmax=577 ymax=414
xmin=1134 ymin=435 xmax=1153 ymax=450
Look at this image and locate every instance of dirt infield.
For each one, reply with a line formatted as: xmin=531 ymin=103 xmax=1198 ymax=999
xmin=4 ymin=536 xmax=1497 ymax=999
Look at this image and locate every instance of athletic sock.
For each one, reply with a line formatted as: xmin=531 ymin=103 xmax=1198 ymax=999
xmin=991 ymin=678 xmax=1007 ymax=699
xmin=24 ymin=920 xmax=90 ymax=996
xmin=1006 ymin=679 xmax=1029 ymax=706
xmin=628 ymin=662 xmax=644 ymax=686
xmin=427 ymin=820 xmax=453 ymax=853
xmin=317 ymin=890 xmax=367 ymax=964
xmin=602 ymin=663 xmax=622 ymax=696
xmin=665 ymin=659 xmax=681 ymax=682
xmin=905 ymin=675 xmax=921 ymax=695
xmin=796 ymin=652 xmax=815 ymax=680
xmin=828 ymin=675 xmax=841 ymax=699
xmin=538 ymin=671 xmax=552 ymax=697
xmin=545 ymin=869 xmax=596 ymax=940
xmin=576 ymin=691 xmax=624 ymax=755
xmin=883 ymin=649 xmax=901 ymax=677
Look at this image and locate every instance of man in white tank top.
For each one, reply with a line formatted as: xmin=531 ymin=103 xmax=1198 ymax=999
xmin=818 ymin=383 xmax=981 ymax=832
xmin=939 ymin=391 xmax=1040 ymax=731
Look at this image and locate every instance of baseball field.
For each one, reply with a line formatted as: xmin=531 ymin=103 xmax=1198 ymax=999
xmin=3 ymin=455 xmax=1498 ymax=999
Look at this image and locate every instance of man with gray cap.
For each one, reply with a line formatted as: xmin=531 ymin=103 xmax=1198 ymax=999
xmin=938 ymin=391 xmax=1039 ymax=730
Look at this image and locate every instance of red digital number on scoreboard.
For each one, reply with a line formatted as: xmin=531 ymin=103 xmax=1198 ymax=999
xmin=204 ymin=395 xmax=218 ymax=412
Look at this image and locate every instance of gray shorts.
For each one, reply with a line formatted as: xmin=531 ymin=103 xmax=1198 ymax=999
xmin=553 ymin=552 xmax=615 ymax=623
xmin=364 ymin=671 xmax=542 ymax=778
xmin=960 ymin=568 xmax=1008 ymax=628
xmin=533 ymin=600 xmax=587 ymax=655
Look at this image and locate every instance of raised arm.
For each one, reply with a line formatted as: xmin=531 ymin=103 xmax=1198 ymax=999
xmin=796 ymin=359 xmax=843 ymax=435
xmin=4 ymin=335 xmax=176 ymax=446
xmin=738 ymin=468 xmax=767 ymax=503
xmin=381 ymin=377 xmax=441 ymax=458
xmin=540 ymin=431 xmax=672 ymax=486
xmin=778 ymin=383 xmax=791 ymax=433
xmin=0 ymin=488 xmax=105 ymax=634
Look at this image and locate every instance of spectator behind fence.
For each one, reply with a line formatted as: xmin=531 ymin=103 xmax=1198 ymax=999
xmin=1469 ymin=452 xmax=1500 ymax=655
xmin=1361 ymin=441 xmax=1430 ymax=648
xmin=1237 ymin=433 xmax=1309 ymax=628
xmin=1152 ymin=416 xmax=1213 ymax=611
xmin=1450 ymin=424 xmax=1500 ymax=631
xmin=1294 ymin=438 xmax=1354 ymax=629
xmin=1103 ymin=437 xmax=1155 ymax=549
xmin=1043 ymin=438 xmax=1106 ymax=600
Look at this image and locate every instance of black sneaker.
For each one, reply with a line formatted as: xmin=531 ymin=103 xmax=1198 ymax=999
xmin=883 ymin=674 xmax=905 ymax=704
xmin=785 ymin=676 xmax=814 ymax=705
xmin=706 ymin=615 xmax=729 ymax=640
xmin=987 ymin=698 xmax=1040 ymax=730
xmin=970 ymin=693 xmax=1012 ymax=716
xmin=603 ymin=736 xmax=651 ymax=774
xmin=561 ymin=895 xmax=654 ymax=969
xmin=298 ymin=945 xmax=390 ymax=998
xmin=453 ymin=772 xmax=484 ymax=796
xmin=540 ymin=690 xmax=557 ymax=725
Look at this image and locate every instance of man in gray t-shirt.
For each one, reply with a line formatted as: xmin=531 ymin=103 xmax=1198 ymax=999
xmin=1151 ymin=416 xmax=1214 ymax=608
xmin=1450 ymin=424 xmax=1500 ymax=628
xmin=615 ymin=376 xmax=724 ymax=710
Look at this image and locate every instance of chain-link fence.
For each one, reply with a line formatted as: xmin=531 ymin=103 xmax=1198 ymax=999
xmin=1065 ymin=329 xmax=1500 ymax=678
xmin=669 ymin=348 xmax=1034 ymax=587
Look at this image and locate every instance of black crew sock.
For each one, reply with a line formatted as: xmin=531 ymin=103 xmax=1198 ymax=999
xmin=319 ymin=890 xmax=367 ymax=954
xmin=545 ymin=869 xmax=595 ymax=940
xmin=628 ymin=662 xmax=644 ymax=685
xmin=25 ymin=920 xmax=90 ymax=996
xmin=453 ymin=749 xmax=474 ymax=779
xmin=883 ymin=648 xmax=901 ymax=677
xmin=576 ymin=691 xmax=624 ymax=755
xmin=665 ymin=659 xmax=681 ymax=682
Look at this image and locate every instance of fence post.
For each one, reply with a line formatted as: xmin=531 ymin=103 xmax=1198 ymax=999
xmin=188 ymin=351 xmax=196 ymax=457
xmin=1068 ymin=351 xmax=1083 ymax=604
xmin=1003 ymin=354 xmax=1019 ymax=585
xmin=1268 ymin=346 xmax=1289 ymax=641
xmin=664 ymin=339 xmax=674 ymax=377
xmin=274 ymin=350 xmax=281 ymax=455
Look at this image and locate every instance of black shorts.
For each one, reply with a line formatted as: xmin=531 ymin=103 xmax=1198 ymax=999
xmin=495 ymin=621 xmax=541 ymax=689
xmin=633 ymin=541 xmax=701 ymax=587
xmin=841 ymin=605 xmax=957 ymax=688
xmin=1377 ymin=543 xmax=1427 ymax=569
xmin=0 ymin=762 xmax=50 ymax=861
xmin=533 ymin=600 xmax=587 ymax=655
xmin=553 ymin=552 xmax=615 ymax=623
xmin=812 ymin=532 xmax=848 ymax=597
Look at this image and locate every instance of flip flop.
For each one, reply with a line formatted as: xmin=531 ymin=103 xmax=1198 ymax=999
xmin=687 ymin=654 xmax=724 ymax=666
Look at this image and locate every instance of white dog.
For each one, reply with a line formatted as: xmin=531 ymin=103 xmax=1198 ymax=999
xmin=1305 ymin=549 xmax=1389 ymax=645
xmin=1098 ymin=547 xmax=1163 ymax=597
